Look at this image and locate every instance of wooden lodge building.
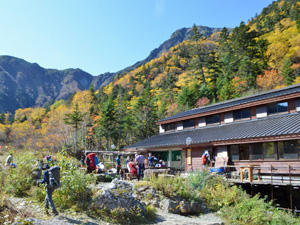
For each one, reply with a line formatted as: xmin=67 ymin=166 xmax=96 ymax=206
xmin=124 ymin=83 xmax=300 ymax=174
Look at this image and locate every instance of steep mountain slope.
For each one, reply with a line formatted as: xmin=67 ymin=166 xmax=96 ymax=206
xmin=0 ymin=56 xmax=96 ymax=113
xmin=120 ymin=26 xmax=224 ymax=73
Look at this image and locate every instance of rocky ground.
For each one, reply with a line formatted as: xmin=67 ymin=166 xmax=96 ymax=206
xmin=6 ymin=180 xmax=223 ymax=225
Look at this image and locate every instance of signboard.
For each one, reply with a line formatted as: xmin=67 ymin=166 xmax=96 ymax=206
xmin=187 ymin=148 xmax=191 ymax=164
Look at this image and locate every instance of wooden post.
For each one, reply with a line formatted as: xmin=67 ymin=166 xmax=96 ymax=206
xmin=249 ymin=165 xmax=253 ymax=182
xmin=240 ymin=167 xmax=244 ymax=182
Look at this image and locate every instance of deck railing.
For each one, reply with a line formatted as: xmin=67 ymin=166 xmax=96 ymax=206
xmin=224 ymin=165 xmax=300 ymax=185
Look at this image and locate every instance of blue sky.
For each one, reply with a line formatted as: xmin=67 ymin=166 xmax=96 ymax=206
xmin=0 ymin=0 xmax=273 ymax=75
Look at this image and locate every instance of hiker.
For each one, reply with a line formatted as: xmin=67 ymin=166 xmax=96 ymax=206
xmin=116 ymin=154 xmax=122 ymax=176
xmin=128 ymin=160 xmax=137 ymax=176
xmin=88 ymin=152 xmax=97 ymax=172
xmin=94 ymin=155 xmax=99 ymax=166
xmin=44 ymin=155 xmax=51 ymax=164
xmin=201 ymin=151 xmax=210 ymax=169
xmin=135 ymin=153 xmax=145 ymax=181
xmin=96 ymin=162 xmax=105 ymax=173
xmin=38 ymin=164 xmax=59 ymax=216
xmin=85 ymin=152 xmax=91 ymax=173
xmin=5 ymin=153 xmax=13 ymax=167
xmin=80 ymin=156 xmax=85 ymax=168
xmin=125 ymin=155 xmax=131 ymax=172
xmin=160 ymin=160 xmax=167 ymax=167
xmin=148 ymin=153 xmax=154 ymax=168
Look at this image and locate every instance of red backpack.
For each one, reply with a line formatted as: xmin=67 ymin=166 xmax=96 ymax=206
xmin=88 ymin=153 xmax=96 ymax=170
xmin=201 ymin=154 xmax=207 ymax=164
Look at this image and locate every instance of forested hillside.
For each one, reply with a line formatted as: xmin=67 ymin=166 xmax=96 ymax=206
xmin=0 ymin=0 xmax=299 ymax=153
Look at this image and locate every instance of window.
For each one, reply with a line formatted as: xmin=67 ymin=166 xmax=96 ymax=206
xmin=206 ymin=114 xmax=220 ymax=125
xmin=267 ymin=102 xmax=288 ymax=115
xmin=252 ymin=143 xmax=263 ymax=160
xmin=252 ymin=142 xmax=275 ymax=160
xmin=233 ymin=109 xmax=250 ymax=121
xmin=278 ymin=140 xmax=299 ymax=159
xmin=229 ymin=144 xmax=250 ymax=161
xmin=183 ymin=119 xmax=195 ymax=129
xmin=154 ymin=151 xmax=169 ymax=162
xmin=240 ymin=144 xmax=250 ymax=160
xmin=164 ymin=123 xmax=175 ymax=132
xmin=263 ymin=142 xmax=275 ymax=159
xmin=230 ymin=145 xmax=239 ymax=160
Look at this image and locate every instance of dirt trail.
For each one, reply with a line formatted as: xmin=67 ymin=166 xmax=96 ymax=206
xmin=152 ymin=208 xmax=223 ymax=225
xmin=9 ymin=196 xmax=223 ymax=225
xmin=7 ymin=181 xmax=224 ymax=225
xmin=15 ymin=212 xmax=223 ymax=225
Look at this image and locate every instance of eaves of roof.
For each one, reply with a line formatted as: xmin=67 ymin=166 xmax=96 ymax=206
xmin=157 ymin=83 xmax=300 ymax=124
xmin=125 ymin=112 xmax=300 ymax=150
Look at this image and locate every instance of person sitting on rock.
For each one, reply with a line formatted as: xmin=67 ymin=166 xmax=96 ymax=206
xmin=160 ymin=160 xmax=167 ymax=167
xmin=96 ymin=162 xmax=105 ymax=173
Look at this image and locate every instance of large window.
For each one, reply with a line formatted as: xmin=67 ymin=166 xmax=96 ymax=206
xmin=267 ymin=102 xmax=288 ymax=115
xmin=229 ymin=141 xmax=300 ymax=161
xmin=252 ymin=142 xmax=275 ymax=160
xmin=206 ymin=114 xmax=220 ymax=125
xmin=183 ymin=119 xmax=195 ymax=129
xmin=278 ymin=140 xmax=299 ymax=159
xmin=233 ymin=109 xmax=250 ymax=121
xmin=164 ymin=123 xmax=175 ymax=132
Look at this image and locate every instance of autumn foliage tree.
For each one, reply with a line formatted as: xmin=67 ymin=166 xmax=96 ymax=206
xmin=257 ymin=69 xmax=284 ymax=91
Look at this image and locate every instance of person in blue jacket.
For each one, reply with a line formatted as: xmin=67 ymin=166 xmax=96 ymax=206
xmin=116 ymin=154 xmax=122 ymax=176
xmin=39 ymin=164 xmax=59 ymax=216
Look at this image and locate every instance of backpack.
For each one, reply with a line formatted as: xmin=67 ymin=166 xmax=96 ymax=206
xmin=48 ymin=166 xmax=61 ymax=189
xmin=201 ymin=154 xmax=207 ymax=164
xmin=88 ymin=153 xmax=96 ymax=170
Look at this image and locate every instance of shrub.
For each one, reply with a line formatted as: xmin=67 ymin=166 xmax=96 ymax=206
xmin=0 ymin=152 xmax=36 ymax=197
xmin=51 ymin=151 xmax=97 ymax=211
xmin=220 ymin=195 xmax=300 ymax=225
xmin=90 ymin=204 xmax=156 ymax=224
xmin=149 ymin=174 xmax=195 ymax=200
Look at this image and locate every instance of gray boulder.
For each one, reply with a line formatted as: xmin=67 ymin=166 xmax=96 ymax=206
xmin=92 ymin=179 xmax=145 ymax=215
xmin=159 ymin=198 xmax=181 ymax=214
xmin=179 ymin=200 xmax=192 ymax=214
xmin=191 ymin=201 xmax=203 ymax=214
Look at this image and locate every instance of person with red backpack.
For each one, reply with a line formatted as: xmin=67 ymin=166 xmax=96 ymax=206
xmin=85 ymin=152 xmax=91 ymax=173
xmin=87 ymin=153 xmax=96 ymax=172
xmin=201 ymin=151 xmax=210 ymax=169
